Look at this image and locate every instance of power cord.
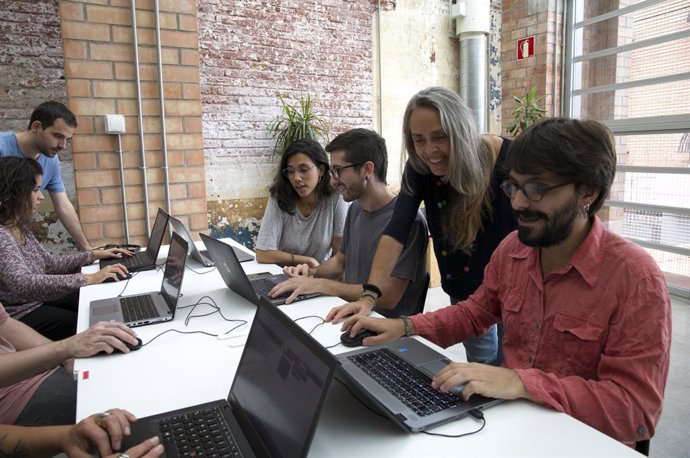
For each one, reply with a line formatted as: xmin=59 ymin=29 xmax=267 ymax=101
xmin=185 ymin=265 xmax=218 ymax=275
xmin=292 ymin=315 xmax=344 ymax=349
xmin=421 ymin=409 xmax=486 ymax=438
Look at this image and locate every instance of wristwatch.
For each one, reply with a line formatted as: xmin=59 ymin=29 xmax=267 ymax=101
xmin=362 ymin=283 xmax=382 ymax=299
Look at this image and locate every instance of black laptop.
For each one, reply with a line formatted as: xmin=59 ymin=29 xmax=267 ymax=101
xmin=335 ymin=337 xmax=503 ymax=432
xmin=199 ymin=233 xmax=321 ymax=306
xmin=122 ymin=298 xmax=338 ymax=458
xmin=89 ymin=232 xmax=188 ymax=327
xmin=100 ymin=208 xmax=169 ymax=272
xmin=168 ymin=215 xmax=254 ymax=267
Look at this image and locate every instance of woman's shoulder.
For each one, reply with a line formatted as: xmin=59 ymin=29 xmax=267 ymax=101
xmin=481 ymin=134 xmax=507 ymax=159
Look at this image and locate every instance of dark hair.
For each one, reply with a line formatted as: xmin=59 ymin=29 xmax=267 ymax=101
xmin=269 ymin=138 xmax=333 ymax=213
xmin=506 ymin=117 xmax=617 ymax=217
xmin=0 ymin=157 xmax=43 ymax=234
xmin=28 ymin=101 xmax=77 ymax=130
xmin=325 ymin=128 xmax=388 ymax=184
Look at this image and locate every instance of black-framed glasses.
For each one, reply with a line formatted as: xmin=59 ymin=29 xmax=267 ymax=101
xmin=499 ymin=179 xmax=572 ymax=202
xmin=282 ymin=164 xmax=317 ymax=178
xmin=329 ymin=163 xmax=363 ymax=179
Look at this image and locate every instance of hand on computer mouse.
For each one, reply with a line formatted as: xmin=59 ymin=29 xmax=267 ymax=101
xmin=110 ymin=337 xmax=143 ymax=353
xmin=101 ymin=271 xmax=133 ymax=283
xmin=340 ymin=329 xmax=377 ymax=347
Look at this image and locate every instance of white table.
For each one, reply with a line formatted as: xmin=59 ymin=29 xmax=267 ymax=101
xmin=76 ymin=240 xmax=640 ymax=457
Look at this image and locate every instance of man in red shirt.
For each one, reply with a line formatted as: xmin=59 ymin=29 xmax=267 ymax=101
xmin=341 ymin=118 xmax=671 ymax=449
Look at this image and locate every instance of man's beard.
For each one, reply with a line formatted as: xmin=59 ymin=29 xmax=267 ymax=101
xmin=514 ymin=196 xmax=580 ymax=247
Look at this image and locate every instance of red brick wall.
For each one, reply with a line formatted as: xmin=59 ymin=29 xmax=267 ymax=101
xmin=60 ymin=0 xmax=207 ymax=246
xmin=501 ymin=0 xmax=562 ymax=132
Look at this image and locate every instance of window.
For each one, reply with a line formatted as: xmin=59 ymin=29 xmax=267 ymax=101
xmin=564 ymin=0 xmax=690 ymax=298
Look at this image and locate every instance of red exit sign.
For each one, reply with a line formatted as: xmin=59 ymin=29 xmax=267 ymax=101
xmin=517 ymin=36 xmax=535 ymax=60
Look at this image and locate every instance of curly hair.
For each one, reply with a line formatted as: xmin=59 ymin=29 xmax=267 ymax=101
xmin=268 ymin=138 xmax=333 ymax=214
xmin=506 ymin=117 xmax=616 ymax=217
xmin=0 ymin=157 xmax=43 ymax=234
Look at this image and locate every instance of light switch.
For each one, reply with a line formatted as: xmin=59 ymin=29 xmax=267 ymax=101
xmin=104 ymin=114 xmax=126 ymax=134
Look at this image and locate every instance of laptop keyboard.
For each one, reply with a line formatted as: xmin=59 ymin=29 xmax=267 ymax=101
xmin=122 ymin=253 xmax=149 ymax=268
xmin=347 ymin=348 xmax=464 ymax=417
xmin=252 ymin=277 xmax=281 ymax=296
xmin=159 ymin=407 xmax=242 ymax=458
xmin=120 ymin=295 xmax=159 ymax=323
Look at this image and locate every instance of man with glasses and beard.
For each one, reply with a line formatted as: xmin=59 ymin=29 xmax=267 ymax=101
xmin=340 ymin=118 xmax=671 ymax=452
xmin=269 ymin=129 xmax=429 ymax=318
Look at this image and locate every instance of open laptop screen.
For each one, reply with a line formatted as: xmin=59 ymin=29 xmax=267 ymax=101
xmin=229 ymin=302 xmax=335 ymax=458
xmin=160 ymin=232 xmax=187 ymax=310
xmin=146 ymin=208 xmax=169 ymax=257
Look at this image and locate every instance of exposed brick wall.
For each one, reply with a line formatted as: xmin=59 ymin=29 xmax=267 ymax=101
xmin=0 ymin=0 xmax=78 ymax=253
xmin=501 ymin=0 xmax=562 ymax=134
xmin=197 ymin=0 xmax=374 ymax=245
xmin=60 ymin=0 xmax=207 ymax=247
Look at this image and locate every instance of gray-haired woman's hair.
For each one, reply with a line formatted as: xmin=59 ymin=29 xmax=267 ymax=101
xmin=401 ymin=87 xmax=494 ymax=252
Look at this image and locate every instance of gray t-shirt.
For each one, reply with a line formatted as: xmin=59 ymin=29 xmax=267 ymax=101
xmin=341 ymin=197 xmax=428 ymax=318
xmin=255 ymin=193 xmax=348 ymax=263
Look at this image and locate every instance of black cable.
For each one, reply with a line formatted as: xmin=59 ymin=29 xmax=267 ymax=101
xmin=292 ymin=315 xmax=344 ymax=348
xmin=179 ymin=295 xmax=248 ymax=331
xmin=421 ymin=409 xmax=486 ymax=438
xmin=116 ymin=271 xmax=141 ymax=297
xmin=140 ymin=328 xmax=226 ymax=347
xmin=185 ymin=265 xmax=217 ymax=275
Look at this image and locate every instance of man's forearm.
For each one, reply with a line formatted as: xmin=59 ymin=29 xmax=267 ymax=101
xmin=51 ymin=192 xmax=91 ymax=250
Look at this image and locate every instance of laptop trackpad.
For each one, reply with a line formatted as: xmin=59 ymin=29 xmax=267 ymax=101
xmin=419 ymin=359 xmax=466 ymax=394
xmin=420 ymin=359 xmax=450 ymax=377
xmin=94 ymin=303 xmax=119 ymax=314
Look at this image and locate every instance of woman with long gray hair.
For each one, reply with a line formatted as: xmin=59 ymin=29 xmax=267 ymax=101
xmin=328 ymin=87 xmax=516 ymax=365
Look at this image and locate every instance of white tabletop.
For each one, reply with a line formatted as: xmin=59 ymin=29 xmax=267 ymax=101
xmin=76 ymin=240 xmax=639 ymax=457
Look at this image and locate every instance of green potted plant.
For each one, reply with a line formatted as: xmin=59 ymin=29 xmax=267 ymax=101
xmin=268 ymin=93 xmax=329 ymax=154
xmin=506 ymin=85 xmax=547 ymax=137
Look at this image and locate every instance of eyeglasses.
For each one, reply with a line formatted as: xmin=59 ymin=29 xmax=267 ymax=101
xmin=282 ymin=164 xmax=317 ymax=178
xmin=329 ymin=163 xmax=363 ymax=179
xmin=499 ymin=179 xmax=572 ymax=202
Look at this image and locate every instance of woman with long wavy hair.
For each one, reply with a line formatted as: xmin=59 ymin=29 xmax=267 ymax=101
xmin=255 ymin=138 xmax=348 ymax=268
xmin=0 ymin=157 xmax=131 ymax=340
xmin=329 ymin=87 xmax=517 ymax=365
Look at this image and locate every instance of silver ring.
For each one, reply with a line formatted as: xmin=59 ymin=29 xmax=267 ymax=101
xmin=95 ymin=411 xmax=110 ymax=427
xmin=118 ymin=454 xmax=130 ymax=458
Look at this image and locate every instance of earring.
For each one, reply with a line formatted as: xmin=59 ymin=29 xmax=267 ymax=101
xmin=582 ymin=203 xmax=591 ymax=217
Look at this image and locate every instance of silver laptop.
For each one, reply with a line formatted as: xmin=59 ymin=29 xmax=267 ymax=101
xmin=121 ymin=297 xmax=338 ymax=458
xmin=336 ymin=338 xmax=503 ymax=432
xmin=99 ymin=208 xmax=169 ymax=272
xmin=199 ymin=233 xmax=321 ymax=306
xmin=89 ymin=232 xmax=188 ymax=327
xmin=168 ymin=215 xmax=254 ymax=267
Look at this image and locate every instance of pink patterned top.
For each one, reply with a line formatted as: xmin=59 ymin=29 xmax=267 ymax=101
xmin=0 ymin=302 xmax=57 ymax=423
xmin=0 ymin=226 xmax=92 ymax=319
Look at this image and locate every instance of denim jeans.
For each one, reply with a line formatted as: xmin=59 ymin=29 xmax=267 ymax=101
xmin=450 ymin=295 xmax=503 ymax=366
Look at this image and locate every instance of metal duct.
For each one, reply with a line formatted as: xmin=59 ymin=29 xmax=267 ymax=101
xmin=451 ymin=0 xmax=490 ymax=133
xmin=459 ymin=33 xmax=488 ymax=133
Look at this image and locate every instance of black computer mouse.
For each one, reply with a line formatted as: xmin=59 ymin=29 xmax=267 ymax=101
xmin=340 ymin=329 xmax=377 ymax=347
xmin=103 ymin=337 xmax=143 ymax=355
xmin=102 ymin=271 xmax=132 ymax=283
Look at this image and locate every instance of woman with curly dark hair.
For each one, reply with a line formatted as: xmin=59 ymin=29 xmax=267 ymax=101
xmin=0 ymin=156 xmax=131 ymax=340
xmin=255 ymin=138 xmax=348 ymax=268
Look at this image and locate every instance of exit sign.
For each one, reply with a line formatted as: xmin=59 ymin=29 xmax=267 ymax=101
xmin=517 ymin=36 xmax=535 ymax=60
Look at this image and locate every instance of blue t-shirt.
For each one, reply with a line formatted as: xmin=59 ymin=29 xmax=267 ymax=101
xmin=0 ymin=132 xmax=65 ymax=193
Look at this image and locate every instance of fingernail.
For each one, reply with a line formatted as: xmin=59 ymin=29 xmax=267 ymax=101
xmin=115 ymin=441 xmax=121 ymax=449
xmin=125 ymin=426 xmax=131 ymax=435
xmin=151 ymin=436 xmax=161 ymax=444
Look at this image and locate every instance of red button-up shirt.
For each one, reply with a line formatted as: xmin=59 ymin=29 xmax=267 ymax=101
xmin=410 ymin=218 xmax=671 ymax=445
